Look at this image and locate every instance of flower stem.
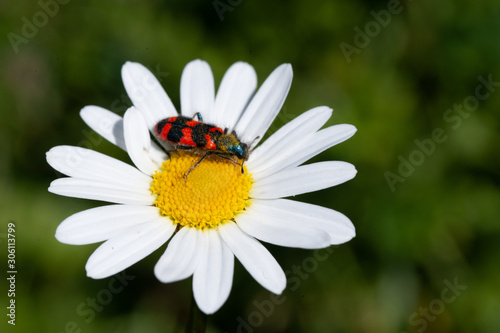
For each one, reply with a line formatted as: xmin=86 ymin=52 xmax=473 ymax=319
xmin=185 ymin=292 xmax=207 ymax=333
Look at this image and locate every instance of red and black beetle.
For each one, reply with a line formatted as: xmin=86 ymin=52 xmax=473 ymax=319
xmin=154 ymin=113 xmax=249 ymax=177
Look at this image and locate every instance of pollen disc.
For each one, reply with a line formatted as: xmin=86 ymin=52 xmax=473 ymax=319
xmin=150 ymin=151 xmax=253 ymax=229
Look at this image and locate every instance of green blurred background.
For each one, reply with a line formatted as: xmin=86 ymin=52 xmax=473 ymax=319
xmin=1 ymin=0 xmax=499 ymax=332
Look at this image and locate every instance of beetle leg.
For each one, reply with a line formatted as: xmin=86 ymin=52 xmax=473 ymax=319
xmin=184 ymin=152 xmax=210 ymax=180
xmin=192 ymin=112 xmax=202 ymax=121
xmin=214 ymin=154 xmax=245 ymax=174
xmin=215 ymin=154 xmax=239 ymax=166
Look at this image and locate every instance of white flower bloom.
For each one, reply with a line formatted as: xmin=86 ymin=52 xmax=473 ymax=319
xmin=47 ymin=60 xmax=357 ymax=315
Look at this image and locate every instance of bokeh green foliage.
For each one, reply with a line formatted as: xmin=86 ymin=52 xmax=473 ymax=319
xmin=1 ymin=0 xmax=499 ymax=332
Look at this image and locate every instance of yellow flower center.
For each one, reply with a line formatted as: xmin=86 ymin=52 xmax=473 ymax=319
xmin=150 ymin=151 xmax=253 ymax=230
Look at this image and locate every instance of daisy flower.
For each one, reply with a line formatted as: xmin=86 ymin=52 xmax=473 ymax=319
xmin=47 ymin=60 xmax=357 ymax=314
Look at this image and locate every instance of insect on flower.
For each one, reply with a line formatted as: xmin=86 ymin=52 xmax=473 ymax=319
xmin=47 ymin=60 xmax=358 ymax=316
xmin=154 ymin=112 xmax=250 ymax=178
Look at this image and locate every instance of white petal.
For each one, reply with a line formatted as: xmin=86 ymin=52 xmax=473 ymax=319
xmin=234 ymin=64 xmax=293 ymax=144
xmin=80 ymin=106 xmax=126 ymax=151
xmin=248 ymin=199 xmax=355 ymax=245
xmin=180 ymin=60 xmax=215 ymax=120
xmin=123 ymin=107 xmax=167 ymax=175
xmin=193 ymin=229 xmax=234 ymax=314
xmin=46 ymin=145 xmax=152 ymax=186
xmin=236 ymin=204 xmax=331 ymax=249
xmin=247 ymin=106 xmax=332 ymax=171
xmin=213 ymin=62 xmax=257 ymax=130
xmin=219 ymin=222 xmax=286 ymax=294
xmin=251 ymin=161 xmax=357 ymax=199
xmin=155 ymin=227 xmax=202 ymax=283
xmin=253 ymin=124 xmax=357 ymax=179
xmin=86 ymin=218 xmax=175 ymax=279
xmin=49 ymin=177 xmax=154 ymax=205
xmin=121 ymin=62 xmax=178 ymax=133
xmin=56 ymin=205 xmax=161 ymax=245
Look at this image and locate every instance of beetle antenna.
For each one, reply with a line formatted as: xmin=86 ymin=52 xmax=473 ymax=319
xmin=249 ymin=136 xmax=260 ymax=152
